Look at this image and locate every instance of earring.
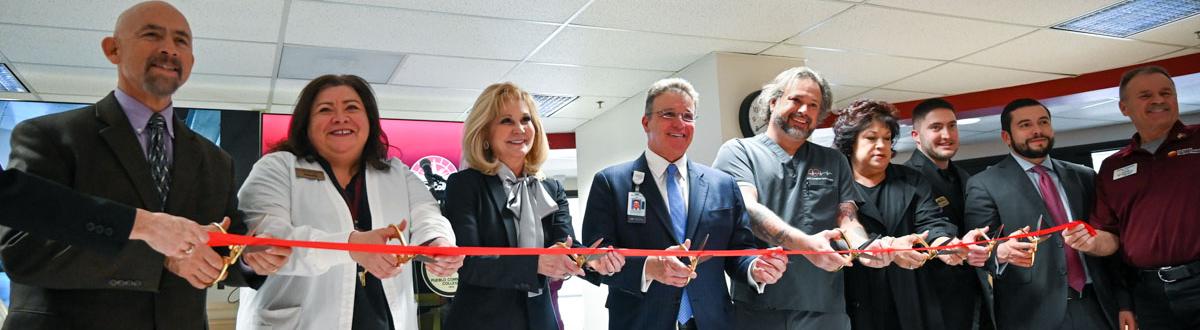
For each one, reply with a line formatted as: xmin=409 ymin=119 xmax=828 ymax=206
xmin=483 ymin=141 xmax=490 ymax=150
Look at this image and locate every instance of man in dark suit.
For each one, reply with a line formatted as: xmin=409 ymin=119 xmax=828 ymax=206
xmin=964 ymin=98 xmax=1130 ymax=329
xmin=903 ymin=98 xmax=992 ymax=330
xmin=1 ymin=168 xmax=208 ymax=257
xmin=0 ymin=2 xmax=287 ymax=329
xmin=583 ymin=78 xmax=787 ymax=330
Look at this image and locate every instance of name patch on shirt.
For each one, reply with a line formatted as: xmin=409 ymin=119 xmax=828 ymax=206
xmin=1113 ymin=163 xmax=1137 ymax=181
xmin=935 ymin=196 xmax=950 ymax=208
xmin=295 ymin=168 xmax=326 ymax=181
xmin=805 ymin=168 xmax=834 ymax=185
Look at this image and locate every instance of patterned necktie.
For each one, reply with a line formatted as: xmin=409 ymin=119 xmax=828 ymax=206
xmin=1031 ymin=165 xmax=1085 ymax=292
xmin=666 ymin=164 xmax=692 ymax=324
xmin=147 ymin=113 xmax=170 ymax=208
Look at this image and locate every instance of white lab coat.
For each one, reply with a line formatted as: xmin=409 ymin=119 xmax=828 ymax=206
xmin=234 ymin=151 xmax=455 ymax=330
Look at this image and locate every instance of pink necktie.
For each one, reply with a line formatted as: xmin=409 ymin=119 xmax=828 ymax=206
xmin=1032 ymin=165 xmax=1085 ymax=293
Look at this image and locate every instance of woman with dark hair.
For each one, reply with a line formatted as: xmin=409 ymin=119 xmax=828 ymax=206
xmin=833 ymin=99 xmax=965 ymax=330
xmin=235 ymin=74 xmax=464 ymax=329
xmin=442 ymin=82 xmax=619 ymax=330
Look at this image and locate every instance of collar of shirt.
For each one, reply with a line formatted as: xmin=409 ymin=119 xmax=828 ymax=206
xmin=114 ymin=88 xmax=175 ymax=139
xmin=754 ymin=134 xmax=801 ymax=163
xmin=1117 ymin=120 xmax=1187 ymax=159
xmin=644 ymin=149 xmax=689 ymax=208
xmin=1011 ymin=152 xmax=1056 ymax=175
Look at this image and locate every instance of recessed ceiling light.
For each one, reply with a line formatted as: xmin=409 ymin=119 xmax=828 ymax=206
xmin=1053 ymin=0 xmax=1200 ymax=38
xmin=0 ymin=63 xmax=30 ymax=93
xmin=957 ymin=118 xmax=981 ymax=125
xmin=532 ymin=94 xmax=578 ymax=118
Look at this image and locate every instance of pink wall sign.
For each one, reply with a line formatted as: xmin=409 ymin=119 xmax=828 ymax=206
xmin=261 ymin=113 xmax=465 ymax=169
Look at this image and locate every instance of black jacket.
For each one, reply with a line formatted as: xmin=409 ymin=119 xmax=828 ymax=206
xmin=0 ymin=169 xmax=134 ymax=254
xmin=845 ymin=164 xmax=956 ymax=330
xmin=442 ymin=168 xmax=573 ymax=330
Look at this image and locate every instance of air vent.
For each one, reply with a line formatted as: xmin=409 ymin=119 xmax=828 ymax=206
xmin=0 ymin=64 xmax=29 ymax=93
xmin=1052 ymin=0 xmax=1200 ymax=38
xmin=532 ymin=94 xmax=578 ymax=118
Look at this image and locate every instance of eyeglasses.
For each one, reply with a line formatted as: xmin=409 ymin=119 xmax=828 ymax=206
xmin=654 ymin=110 xmax=697 ymax=122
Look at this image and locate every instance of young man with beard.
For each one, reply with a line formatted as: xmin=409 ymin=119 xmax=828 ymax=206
xmin=714 ymin=67 xmax=889 ymax=330
xmin=0 ymin=2 xmax=288 ymax=329
xmin=1079 ymin=66 xmax=1200 ymax=330
xmin=903 ymin=98 xmax=992 ymax=330
xmin=963 ymin=98 xmax=1130 ymax=330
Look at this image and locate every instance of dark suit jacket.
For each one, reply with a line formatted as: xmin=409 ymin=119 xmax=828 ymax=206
xmin=0 ymin=169 xmax=135 ymax=255
xmin=0 ymin=93 xmax=246 ymax=330
xmin=442 ymin=168 xmax=573 ymax=330
xmin=581 ymin=155 xmax=757 ymax=330
xmin=964 ymin=155 xmax=1128 ymax=329
xmin=845 ymin=164 xmax=956 ymax=330
xmin=904 ymin=152 xmax=992 ymax=330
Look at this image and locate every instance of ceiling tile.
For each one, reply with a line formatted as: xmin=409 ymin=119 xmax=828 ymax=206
xmin=831 ymin=84 xmax=873 ymax=110
xmin=324 ymin=0 xmax=588 ymax=22
xmin=174 ymin=74 xmax=271 ymax=104
xmin=573 ymin=0 xmax=851 ymax=42
xmin=277 ymin=45 xmax=404 ymax=83
xmin=1141 ymin=47 xmax=1200 ymax=63
xmin=0 ymin=0 xmax=284 ymax=43
xmin=842 ymin=88 xmax=943 ymax=108
xmin=370 ymin=84 xmax=480 ymax=113
xmin=0 ymin=25 xmax=110 ymax=67
xmin=540 ymin=117 xmax=588 ymax=133
xmin=273 ymin=78 xmax=482 ymax=113
xmin=786 ymin=6 xmax=1035 ymax=60
xmin=866 ymin=0 xmax=1121 ymax=26
xmin=550 ymin=96 xmax=627 ymax=119
xmin=285 ymin=0 xmax=555 ymax=60
xmin=0 ymin=25 xmax=276 ymax=77
xmin=16 ymin=64 xmax=115 ymax=96
xmin=763 ymin=45 xmax=943 ymax=87
xmin=505 ymin=64 xmax=671 ymax=97
xmin=378 ymin=109 xmax=463 ymax=122
xmin=531 ymin=26 xmax=772 ymax=71
xmin=960 ymin=29 xmax=1182 ymax=75
xmin=886 ymin=62 xmax=1069 ymax=95
xmin=391 ymin=55 xmax=517 ymax=89
xmin=1130 ymin=13 xmax=1200 ymax=47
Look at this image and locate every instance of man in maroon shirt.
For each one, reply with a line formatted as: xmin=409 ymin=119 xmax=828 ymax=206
xmin=1066 ymin=65 xmax=1200 ymax=330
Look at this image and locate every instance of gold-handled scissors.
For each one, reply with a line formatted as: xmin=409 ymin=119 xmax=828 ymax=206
xmin=679 ymin=234 xmax=710 ymax=286
xmin=556 ymin=238 xmax=606 ymax=269
xmin=210 ymin=217 xmax=264 ymax=287
xmin=388 ymin=220 xmax=435 ymax=265
xmin=1027 ymin=217 xmax=1048 ymax=266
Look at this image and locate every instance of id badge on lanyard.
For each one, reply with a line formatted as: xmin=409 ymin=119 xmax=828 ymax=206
xmin=628 ymin=170 xmax=647 ymax=224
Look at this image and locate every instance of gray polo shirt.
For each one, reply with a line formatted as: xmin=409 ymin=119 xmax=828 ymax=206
xmin=713 ymin=134 xmax=857 ymax=313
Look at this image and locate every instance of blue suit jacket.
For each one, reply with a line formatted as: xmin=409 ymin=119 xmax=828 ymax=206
xmin=583 ymin=154 xmax=757 ymax=330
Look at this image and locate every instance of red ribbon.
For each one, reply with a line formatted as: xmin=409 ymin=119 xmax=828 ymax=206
xmin=207 ymin=221 xmax=1096 ymax=258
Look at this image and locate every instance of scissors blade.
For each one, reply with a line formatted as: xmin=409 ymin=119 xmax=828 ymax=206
xmin=932 ymin=240 xmax=960 ymax=255
xmin=581 ymin=238 xmax=607 ymax=262
xmin=240 ymin=216 xmax=271 ymax=253
xmin=854 ymin=234 xmax=883 ymax=261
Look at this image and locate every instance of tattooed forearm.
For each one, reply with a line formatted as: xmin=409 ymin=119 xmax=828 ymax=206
xmin=746 ymin=202 xmax=794 ymax=248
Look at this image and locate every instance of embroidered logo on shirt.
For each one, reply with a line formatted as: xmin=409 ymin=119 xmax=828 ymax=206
xmin=805 ymin=168 xmax=834 ymax=184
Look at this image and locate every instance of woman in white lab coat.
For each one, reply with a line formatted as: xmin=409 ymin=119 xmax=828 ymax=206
xmin=235 ymin=74 xmax=463 ymax=330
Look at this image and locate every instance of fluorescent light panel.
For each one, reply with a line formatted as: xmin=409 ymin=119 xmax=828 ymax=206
xmin=533 ymin=94 xmax=578 ymax=118
xmin=1053 ymin=0 xmax=1200 ymax=38
xmin=0 ymin=64 xmax=29 ymax=93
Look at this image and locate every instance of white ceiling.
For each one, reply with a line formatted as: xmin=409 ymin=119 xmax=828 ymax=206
xmin=1 ymin=0 xmax=1198 ymax=132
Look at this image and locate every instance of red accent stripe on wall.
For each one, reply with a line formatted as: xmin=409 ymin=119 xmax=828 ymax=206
xmin=547 ymin=132 xmax=576 ymax=149
xmin=891 ymin=52 xmax=1200 ymax=119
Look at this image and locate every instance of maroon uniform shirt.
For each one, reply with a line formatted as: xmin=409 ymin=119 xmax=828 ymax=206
xmin=1091 ymin=121 xmax=1200 ymax=268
